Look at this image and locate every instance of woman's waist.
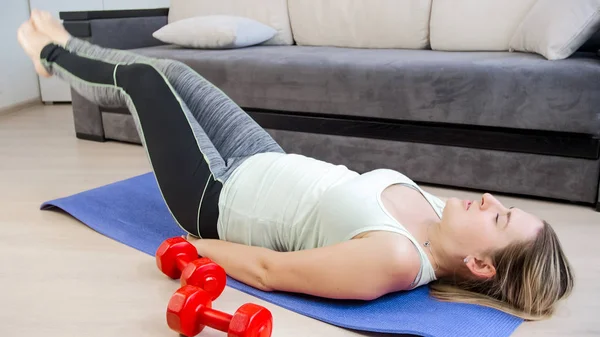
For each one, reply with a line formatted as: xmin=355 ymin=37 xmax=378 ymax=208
xmin=217 ymin=204 xmax=320 ymax=250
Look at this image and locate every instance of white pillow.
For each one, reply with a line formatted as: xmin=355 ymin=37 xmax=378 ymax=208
xmin=168 ymin=0 xmax=293 ymax=46
xmin=509 ymin=0 xmax=600 ymax=60
xmin=152 ymin=15 xmax=277 ymax=49
xmin=430 ymin=0 xmax=537 ymax=51
xmin=288 ymin=0 xmax=432 ymax=49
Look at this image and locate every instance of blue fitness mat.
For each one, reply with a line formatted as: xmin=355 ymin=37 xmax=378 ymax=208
xmin=41 ymin=173 xmax=523 ymax=337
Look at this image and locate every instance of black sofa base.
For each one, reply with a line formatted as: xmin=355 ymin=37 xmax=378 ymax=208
xmin=245 ymin=109 xmax=600 ymax=160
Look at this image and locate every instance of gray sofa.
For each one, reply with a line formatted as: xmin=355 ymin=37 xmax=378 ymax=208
xmin=60 ymin=8 xmax=600 ymax=211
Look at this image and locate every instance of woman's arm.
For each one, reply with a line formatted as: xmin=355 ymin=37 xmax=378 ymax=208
xmin=187 ymin=233 xmax=421 ymax=300
xmin=186 ymin=237 xmax=276 ymax=291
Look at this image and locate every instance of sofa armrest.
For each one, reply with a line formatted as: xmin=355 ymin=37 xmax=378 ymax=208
xmin=60 ymin=8 xmax=169 ymax=50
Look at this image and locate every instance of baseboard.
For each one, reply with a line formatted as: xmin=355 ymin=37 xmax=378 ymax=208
xmin=0 ymin=99 xmax=41 ymax=116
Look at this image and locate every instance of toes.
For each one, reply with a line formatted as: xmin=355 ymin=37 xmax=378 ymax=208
xmin=42 ymin=10 xmax=53 ymax=20
xmin=30 ymin=8 xmax=61 ymax=32
xmin=30 ymin=9 xmax=48 ymax=29
xmin=17 ymin=21 xmax=32 ymax=42
xmin=32 ymin=8 xmax=43 ymax=18
xmin=31 ymin=8 xmax=50 ymax=22
xmin=30 ymin=9 xmax=42 ymax=27
xmin=16 ymin=24 xmax=25 ymax=46
xmin=19 ymin=20 xmax=33 ymax=33
xmin=17 ymin=21 xmax=26 ymax=34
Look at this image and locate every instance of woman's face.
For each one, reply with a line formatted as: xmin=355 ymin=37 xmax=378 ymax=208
xmin=439 ymin=193 xmax=544 ymax=260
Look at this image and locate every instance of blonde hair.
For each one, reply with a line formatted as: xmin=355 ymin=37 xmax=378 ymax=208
xmin=429 ymin=221 xmax=573 ymax=321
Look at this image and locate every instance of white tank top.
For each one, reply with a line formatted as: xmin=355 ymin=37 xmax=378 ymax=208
xmin=217 ymin=152 xmax=445 ymax=288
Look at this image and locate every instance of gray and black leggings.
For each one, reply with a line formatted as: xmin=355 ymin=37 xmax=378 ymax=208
xmin=40 ymin=38 xmax=284 ymax=239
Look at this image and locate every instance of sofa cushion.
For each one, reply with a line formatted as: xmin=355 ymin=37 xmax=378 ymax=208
xmin=509 ymin=0 xmax=600 ymax=60
xmin=168 ymin=0 xmax=292 ymax=45
xmin=153 ymin=15 xmax=277 ymax=49
xmin=133 ymin=45 xmax=600 ymax=135
xmin=287 ymin=0 xmax=432 ymax=49
xmin=430 ymin=0 xmax=537 ymax=51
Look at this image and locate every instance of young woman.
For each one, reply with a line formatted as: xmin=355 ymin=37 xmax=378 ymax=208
xmin=18 ymin=10 xmax=573 ymax=321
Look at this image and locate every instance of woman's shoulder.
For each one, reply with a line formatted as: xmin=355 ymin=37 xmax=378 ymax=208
xmin=364 ymin=168 xmax=447 ymax=217
xmin=358 ymin=231 xmax=426 ymax=288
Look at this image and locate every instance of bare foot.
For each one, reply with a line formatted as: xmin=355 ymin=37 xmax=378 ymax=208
xmin=17 ymin=20 xmax=51 ymax=78
xmin=30 ymin=9 xmax=71 ymax=47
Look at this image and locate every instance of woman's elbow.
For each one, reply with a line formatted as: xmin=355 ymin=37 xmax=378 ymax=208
xmin=356 ymin=288 xmax=388 ymax=301
xmin=256 ymin=255 xmax=275 ymax=292
xmin=356 ymin=278 xmax=408 ymax=301
xmin=255 ymin=273 xmax=273 ymax=292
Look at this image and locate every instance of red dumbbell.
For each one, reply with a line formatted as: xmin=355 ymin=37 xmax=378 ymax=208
xmin=167 ymin=285 xmax=273 ymax=337
xmin=156 ymin=237 xmax=227 ymax=300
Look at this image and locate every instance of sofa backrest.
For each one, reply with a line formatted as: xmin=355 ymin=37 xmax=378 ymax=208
xmin=287 ymin=0 xmax=432 ymax=49
xmin=430 ymin=0 xmax=537 ymax=51
xmin=167 ymin=0 xmax=293 ymax=45
xmin=166 ymin=0 xmax=599 ymax=57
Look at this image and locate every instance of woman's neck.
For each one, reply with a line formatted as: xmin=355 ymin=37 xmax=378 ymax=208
xmin=425 ymin=220 xmax=464 ymax=279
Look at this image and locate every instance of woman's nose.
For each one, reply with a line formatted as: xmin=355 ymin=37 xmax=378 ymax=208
xmin=481 ymin=193 xmax=502 ymax=209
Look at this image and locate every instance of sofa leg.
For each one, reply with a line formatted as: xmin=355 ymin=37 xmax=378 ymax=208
xmin=71 ymin=90 xmax=106 ymax=142
xmin=76 ymin=132 xmax=106 ymax=142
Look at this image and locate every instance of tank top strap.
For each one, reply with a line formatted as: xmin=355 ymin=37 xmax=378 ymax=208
xmin=372 ymin=169 xmax=441 ymax=288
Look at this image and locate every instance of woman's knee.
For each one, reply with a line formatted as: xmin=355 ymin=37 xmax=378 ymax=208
xmin=115 ymin=63 xmax=168 ymax=92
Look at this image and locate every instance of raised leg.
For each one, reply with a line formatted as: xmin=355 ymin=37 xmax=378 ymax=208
xmin=40 ymin=41 xmax=224 ymax=238
xmin=63 ymin=37 xmax=286 ymax=176
xmin=31 ymin=9 xmax=285 ymax=180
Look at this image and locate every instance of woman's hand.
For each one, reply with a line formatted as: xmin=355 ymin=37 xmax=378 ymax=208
xmin=178 ymin=235 xmax=274 ymax=291
xmin=183 ymin=234 xmax=199 ymax=242
xmin=181 ymin=234 xmax=203 ymax=255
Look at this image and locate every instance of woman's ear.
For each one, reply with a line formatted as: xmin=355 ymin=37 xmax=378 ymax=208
xmin=464 ymin=256 xmax=496 ymax=280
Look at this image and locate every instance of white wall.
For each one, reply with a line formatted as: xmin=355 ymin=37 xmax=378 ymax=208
xmin=0 ymin=0 xmax=40 ymax=110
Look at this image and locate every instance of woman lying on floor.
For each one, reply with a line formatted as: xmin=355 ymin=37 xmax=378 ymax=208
xmin=18 ymin=10 xmax=573 ymax=321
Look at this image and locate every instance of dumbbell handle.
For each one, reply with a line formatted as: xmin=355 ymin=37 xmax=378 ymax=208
xmin=167 ymin=285 xmax=273 ymax=337
xmin=175 ymin=254 xmax=194 ymax=272
xmin=198 ymin=307 xmax=234 ymax=333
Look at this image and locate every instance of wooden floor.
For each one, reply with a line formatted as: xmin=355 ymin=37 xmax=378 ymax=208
xmin=1 ymin=104 xmax=598 ymax=337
